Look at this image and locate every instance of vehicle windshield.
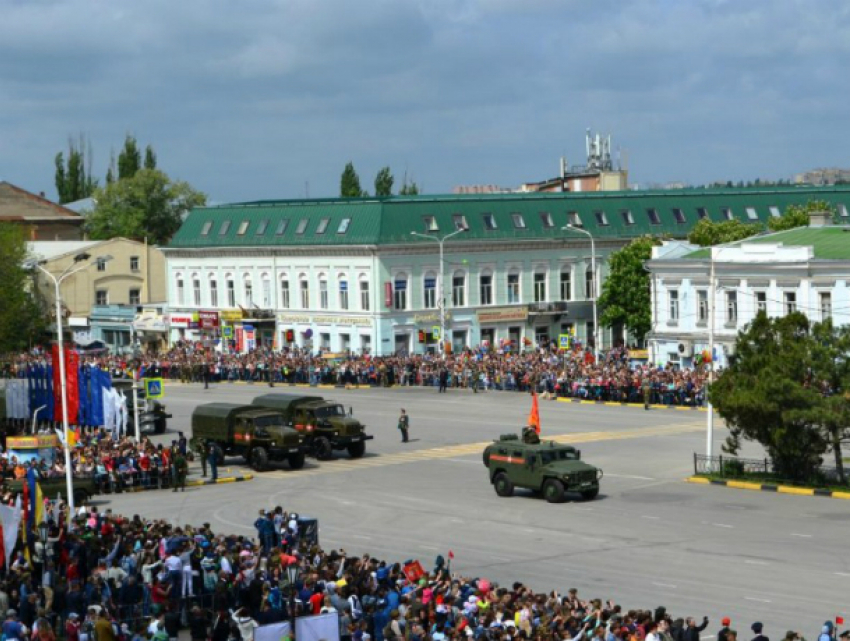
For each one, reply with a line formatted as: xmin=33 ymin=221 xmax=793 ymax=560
xmin=254 ymin=415 xmax=285 ymax=429
xmin=539 ymin=449 xmax=578 ymax=464
xmin=314 ymin=405 xmax=346 ymax=419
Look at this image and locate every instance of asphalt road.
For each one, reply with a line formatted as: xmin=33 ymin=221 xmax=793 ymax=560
xmin=101 ymin=381 xmax=850 ymax=635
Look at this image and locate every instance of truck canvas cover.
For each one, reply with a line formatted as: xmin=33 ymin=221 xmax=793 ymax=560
xmin=251 ymin=394 xmax=323 ymax=414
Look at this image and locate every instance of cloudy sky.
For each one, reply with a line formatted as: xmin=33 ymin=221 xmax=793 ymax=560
xmin=1 ymin=0 xmax=848 ymax=203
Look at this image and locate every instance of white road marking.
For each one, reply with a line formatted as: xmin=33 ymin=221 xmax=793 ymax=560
xmin=352 ymin=534 xmax=372 ymax=540
xmin=745 ymin=560 xmax=768 ymax=565
xmin=420 ymin=545 xmax=439 ymax=551
xmin=523 ymin=528 xmax=536 ymax=533
xmin=450 ymin=518 xmax=464 ymax=524
xmin=641 ymin=515 xmax=661 ymax=520
xmin=605 ymin=473 xmax=655 ymax=481
xmin=834 ymin=572 xmax=850 ymax=577
xmin=712 ymin=523 xmax=734 ymax=528
xmin=724 ymin=505 xmax=747 ymax=510
xmin=790 ymin=533 xmax=812 ymax=538
xmin=744 ymin=596 xmax=772 ymax=603
xmin=652 ymin=582 xmax=677 ymax=589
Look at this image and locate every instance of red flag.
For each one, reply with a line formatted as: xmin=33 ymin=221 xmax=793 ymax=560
xmin=52 ymin=344 xmax=63 ymax=422
xmin=527 ymin=391 xmax=541 ymax=434
xmin=837 ymin=617 xmax=845 ymax=625
xmin=66 ymin=350 xmax=80 ymax=425
xmin=402 ymin=560 xmax=425 ymax=583
xmin=448 ymin=550 xmax=454 ymax=560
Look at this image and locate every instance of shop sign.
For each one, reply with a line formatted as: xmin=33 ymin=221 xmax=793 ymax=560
xmin=169 ymin=314 xmax=194 ymax=328
xmin=476 ymin=306 xmax=528 ymax=324
xmin=198 ymin=310 xmax=220 ymax=329
xmin=278 ymin=314 xmax=371 ymax=327
xmin=220 ymin=310 xmax=243 ymax=322
xmin=413 ymin=312 xmax=452 ymax=323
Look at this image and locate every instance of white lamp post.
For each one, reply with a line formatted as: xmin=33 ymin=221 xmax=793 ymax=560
xmin=562 ymin=224 xmax=598 ymax=361
xmin=410 ymin=228 xmax=468 ymax=354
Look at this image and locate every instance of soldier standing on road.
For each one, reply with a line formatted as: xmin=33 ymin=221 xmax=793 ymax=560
xmin=439 ymin=368 xmax=448 ymax=393
xmin=197 ymin=439 xmax=208 ymax=478
xmin=642 ymin=377 xmax=652 ymax=410
xmin=398 ymin=409 xmax=410 ymax=443
xmin=208 ymin=441 xmax=220 ymax=482
xmin=173 ymin=449 xmax=188 ymax=492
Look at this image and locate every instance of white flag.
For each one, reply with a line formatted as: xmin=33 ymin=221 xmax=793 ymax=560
xmin=0 ymin=495 xmax=22 ymax=565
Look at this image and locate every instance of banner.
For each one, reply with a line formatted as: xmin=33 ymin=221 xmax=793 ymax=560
xmin=66 ymin=351 xmax=79 ymax=425
xmin=527 ymin=391 xmax=540 ymax=434
xmin=0 ymin=497 xmax=22 ymax=568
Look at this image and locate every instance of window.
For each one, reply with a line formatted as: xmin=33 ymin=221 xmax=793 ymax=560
xmin=511 ymin=213 xmax=526 ymax=229
xmin=226 ymin=279 xmax=235 ymax=307
xmin=671 ymin=208 xmax=686 ymax=224
xmin=453 ymin=214 xmax=468 ymax=231
xmin=295 ymin=218 xmax=308 ymax=234
xmin=201 ymin=221 xmax=213 ymax=235
xmin=316 ymin=218 xmax=330 ymax=234
xmin=96 ymin=289 xmax=108 ymax=306
xmin=839 ymin=204 xmax=849 ymax=218
xmin=256 ymin=219 xmax=269 ymax=235
xmin=696 ymin=208 xmax=709 ymax=220
xmin=218 ymin=220 xmax=231 ymax=236
xmin=360 ymin=280 xmax=370 ymax=311
xmin=482 ymin=213 xmax=497 ymax=230
xmin=393 ymin=275 xmax=407 ymax=310
xmin=423 ymin=275 xmax=437 ymax=309
xmin=594 ymin=211 xmax=609 ymax=226
xmin=755 ymin=291 xmax=767 ymax=314
xmin=568 ymin=211 xmax=582 ymax=227
xmin=507 ymin=272 xmax=520 ymax=304
xmin=244 ymin=279 xmax=253 ymax=307
xmin=668 ymin=290 xmax=679 ymax=321
xmin=237 ymin=220 xmax=249 ymax=235
xmin=319 ymin=279 xmax=328 ymax=309
xmin=130 ymin=256 xmax=140 ymax=272
xmin=726 ymin=291 xmax=738 ymax=323
xmin=193 ymin=278 xmax=201 ymax=306
xmin=539 ymin=212 xmax=554 ymax=228
xmin=129 ymin=289 xmax=141 ymax=305
xmin=452 ymin=272 xmax=466 ymax=307
xmin=479 ymin=273 xmax=492 ymax=305
xmin=338 ymin=218 xmax=351 ymax=234
xmin=585 ymin=265 xmax=595 ymax=299
xmin=646 ymin=209 xmax=661 ymax=225
xmin=533 ymin=271 xmax=547 ymax=302
xmin=769 ymin=206 xmax=782 ymax=218
xmin=820 ymin=292 xmax=832 ymax=320
xmin=210 ymin=280 xmax=218 ymax=307
xmin=280 ymin=280 xmax=290 ymax=309
xmin=275 ymin=219 xmax=289 ymax=235
xmin=745 ymin=207 xmax=758 ymax=221
xmin=96 ymin=257 xmax=107 ymax=272
xmin=560 ymin=268 xmax=571 ymax=301
xmin=721 ymin=207 xmax=734 ymax=220
xmin=262 ymin=278 xmax=271 ymax=308
xmin=300 ymin=280 xmax=310 ymax=308
xmin=423 ymin=216 xmax=438 ymax=232
xmin=621 ymin=210 xmax=635 ymax=225
xmin=784 ymin=291 xmax=797 ymax=315
xmin=339 ymin=280 xmax=349 ymax=310
xmin=176 ymin=280 xmax=184 ymax=306
xmin=697 ymin=290 xmax=708 ymax=323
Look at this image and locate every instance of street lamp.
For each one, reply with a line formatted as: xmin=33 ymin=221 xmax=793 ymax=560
xmin=286 ymin=562 xmax=300 ymax=635
xmin=37 ymin=521 xmax=49 ymax=573
xmin=410 ymin=228 xmax=468 ymax=354
xmin=24 ymin=252 xmax=113 ymax=517
xmin=562 ymin=225 xmax=598 ymax=362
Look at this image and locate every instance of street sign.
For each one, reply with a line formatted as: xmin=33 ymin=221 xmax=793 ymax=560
xmin=222 ymin=326 xmax=233 ymax=338
xmin=144 ymin=378 xmax=164 ymax=398
xmin=432 ymin=326 xmax=440 ymax=339
xmin=559 ymin=334 xmax=571 ymax=350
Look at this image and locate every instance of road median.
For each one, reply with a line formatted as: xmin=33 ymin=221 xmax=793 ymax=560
xmin=686 ymin=475 xmax=850 ymax=500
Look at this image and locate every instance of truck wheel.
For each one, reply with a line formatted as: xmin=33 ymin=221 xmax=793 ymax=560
xmin=314 ymin=437 xmax=333 ymax=460
xmin=287 ymin=452 xmax=306 ymax=470
xmin=581 ymin=488 xmax=599 ymax=501
xmin=155 ymin=419 xmax=166 ymax=434
xmin=543 ymin=478 xmax=565 ymax=503
xmin=250 ymin=447 xmax=269 ymax=472
xmin=493 ymin=472 xmax=514 ymax=497
xmin=347 ymin=441 xmax=366 ymax=459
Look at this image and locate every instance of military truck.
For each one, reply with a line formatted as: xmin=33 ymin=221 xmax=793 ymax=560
xmin=191 ymin=403 xmax=307 ymax=471
xmin=251 ymin=394 xmax=372 ymax=460
xmin=483 ymin=430 xmax=603 ymax=502
xmin=6 ymin=476 xmax=98 ymax=506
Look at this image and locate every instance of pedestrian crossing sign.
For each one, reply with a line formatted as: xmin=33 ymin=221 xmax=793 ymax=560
xmin=559 ymin=334 xmax=571 ymax=350
xmin=432 ymin=326 xmax=440 ymax=339
xmin=144 ymin=378 xmax=164 ymax=398
xmin=222 ymin=326 xmax=233 ymax=338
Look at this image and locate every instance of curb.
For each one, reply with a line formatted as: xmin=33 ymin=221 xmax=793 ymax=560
xmin=166 ymin=381 xmax=368 ymax=390
xmin=686 ymin=476 xmax=850 ymax=500
xmin=557 ymin=398 xmax=707 ymax=411
xmin=120 ymin=474 xmax=254 ymax=492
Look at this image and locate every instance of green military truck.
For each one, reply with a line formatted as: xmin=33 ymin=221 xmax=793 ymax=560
xmin=483 ymin=430 xmax=603 ymax=503
xmin=191 ymin=403 xmax=307 ymax=471
xmin=6 ymin=476 xmax=98 ymax=506
xmin=251 ymin=394 xmax=372 ymax=460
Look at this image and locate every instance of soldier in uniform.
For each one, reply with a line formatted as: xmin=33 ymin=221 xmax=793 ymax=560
xmin=197 ymin=438 xmax=208 ymax=477
xmin=398 ymin=408 xmax=410 ymax=443
xmin=642 ymin=376 xmax=652 ymax=410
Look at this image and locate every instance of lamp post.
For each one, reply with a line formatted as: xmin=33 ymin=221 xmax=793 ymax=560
xmin=286 ymin=562 xmax=299 ymax=637
xmin=37 ymin=521 xmax=49 ymax=573
xmin=26 ymin=252 xmax=113 ymax=516
xmin=562 ymin=225 xmax=598 ymax=362
xmin=410 ymin=228 xmax=468 ymax=354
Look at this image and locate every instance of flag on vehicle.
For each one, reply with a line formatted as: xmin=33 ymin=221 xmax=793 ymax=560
xmin=528 ymin=391 xmax=541 ymax=434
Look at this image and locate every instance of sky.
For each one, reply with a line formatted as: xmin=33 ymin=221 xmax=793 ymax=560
xmin=1 ymin=0 xmax=849 ymax=203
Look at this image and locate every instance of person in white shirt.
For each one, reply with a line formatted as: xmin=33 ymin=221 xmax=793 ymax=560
xmin=231 ymin=607 xmax=258 ymax=641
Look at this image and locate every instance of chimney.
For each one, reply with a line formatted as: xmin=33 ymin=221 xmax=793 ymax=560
xmin=808 ymin=210 xmax=834 ymax=227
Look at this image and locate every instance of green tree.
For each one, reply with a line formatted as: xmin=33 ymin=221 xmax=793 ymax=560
xmin=374 ymin=166 xmax=394 ymax=196
xmin=144 ymin=145 xmax=157 ymax=170
xmin=768 ymin=199 xmax=836 ymax=232
xmin=118 ymin=135 xmax=142 ymax=180
xmin=687 ymin=218 xmax=761 ymax=246
xmin=597 ymin=236 xmax=660 ymax=343
xmin=399 ymin=175 xmax=419 ymax=195
xmin=0 ymin=224 xmax=45 ymax=351
xmin=54 ymin=135 xmax=97 ymax=203
xmin=340 ymin=162 xmax=366 ymax=197
xmin=85 ymin=169 xmax=206 ymax=245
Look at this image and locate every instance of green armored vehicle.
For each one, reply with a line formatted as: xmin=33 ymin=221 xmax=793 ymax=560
xmin=483 ymin=430 xmax=603 ymax=502
xmin=191 ymin=403 xmax=307 ymax=471
xmin=7 ymin=476 xmax=98 ymax=506
xmin=251 ymin=394 xmax=373 ymax=460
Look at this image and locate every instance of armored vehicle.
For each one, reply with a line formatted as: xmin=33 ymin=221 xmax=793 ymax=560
xmin=112 ymin=379 xmax=171 ymax=435
xmin=7 ymin=476 xmax=98 ymax=506
xmin=191 ymin=403 xmax=306 ymax=471
xmin=251 ymin=394 xmax=372 ymax=460
xmin=483 ymin=430 xmax=603 ymax=502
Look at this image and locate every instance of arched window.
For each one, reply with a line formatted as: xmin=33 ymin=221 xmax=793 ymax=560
xmin=506 ymin=268 xmax=521 ymax=304
xmin=299 ymin=273 xmax=310 ymax=309
xmin=338 ymin=273 xmax=349 ymax=310
xmin=279 ymin=273 xmax=290 ymax=309
xmin=225 ymin=273 xmax=235 ymax=307
xmin=359 ymin=273 xmax=370 ymax=311
xmin=243 ymin=273 xmax=254 ymax=308
xmin=479 ymin=269 xmax=493 ymax=305
xmin=423 ymin=271 xmax=437 ymax=309
xmin=260 ymin=272 xmax=271 ymax=308
xmin=175 ymin=273 xmax=185 ymax=306
xmin=585 ymin=264 xmax=595 ymax=299
xmin=452 ymin=269 xmax=466 ymax=307
xmin=393 ymin=272 xmax=408 ymax=310
xmin=208 ymin=273 xmax=219 ymax=307
xmin=533 ymin=267 xmax=547 ymax=303
xmin=317 ymin=272 xmax=329 ymax=310
xmin=559 ymin=266 xmax=572 ymax=301
xmin=191 ymin=273 xmax=201 ymax=306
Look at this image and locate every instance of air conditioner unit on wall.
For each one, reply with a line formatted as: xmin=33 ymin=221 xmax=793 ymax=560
xmin=677 ymin=341 xmax=694 ymax=357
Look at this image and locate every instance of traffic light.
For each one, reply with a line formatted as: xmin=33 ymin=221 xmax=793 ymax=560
xmin=285 ymin=329 xmax=295 ymax=342
xmin=418 ymin=330 xmax=426 ymax=343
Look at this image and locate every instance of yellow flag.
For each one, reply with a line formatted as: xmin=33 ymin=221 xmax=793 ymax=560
xmin=35 ymin=482 xmax=45 ymax=526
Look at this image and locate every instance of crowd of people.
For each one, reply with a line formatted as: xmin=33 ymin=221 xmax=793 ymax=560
xmin=2 ymin=344 xmax=709 ymax=408
xmin=0 ymin=502 xmax=843 ymax=641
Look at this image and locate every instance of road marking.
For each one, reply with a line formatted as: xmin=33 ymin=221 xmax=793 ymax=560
xmin=450 ymin=518 xmax=464 ymax=524
xmin=352 ymin=534 xmax=372 ymax=540
xmin=724 ymin=505 xmax=747 ymax=510
xmin=834 ymin=572 xmax=850 ymax=577
xmin=606 ymin=473 xmax=655 ymax=481
xmin=712 ymin=523 xmax=734 ymax=528
xmin=419 ymin=545 xmax=439 ymax=551
xmin=652 ymin=582 xmax=677 ymax=589
xmin=641 ymin=515 xmax=661 ymax=520
xmin=744 ymin=560 xmax=768 ymax=565
xmin=790 ymin=533 xmax=812 ymax=538
xmin=744 ymin=596 xmax=772 ymax=603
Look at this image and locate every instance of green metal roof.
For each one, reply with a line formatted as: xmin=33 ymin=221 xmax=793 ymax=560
xmin=167 ymin=186 xmax=850 ymax=249
xmin=685 ymin=226 xmax=850 ymax=260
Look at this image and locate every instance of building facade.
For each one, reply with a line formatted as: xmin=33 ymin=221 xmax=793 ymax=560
xmin=164 ymin=186 xmax=850 ymax=356
xmin=1 ymin=181 xmax=84 ymax=240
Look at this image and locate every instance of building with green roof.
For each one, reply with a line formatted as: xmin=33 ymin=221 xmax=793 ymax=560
xmin=163 ymin=186 xmax=850 ymax=355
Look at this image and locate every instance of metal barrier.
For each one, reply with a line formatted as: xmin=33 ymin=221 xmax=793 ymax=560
xmin=694 ymin=453 xmax=848 ymax=487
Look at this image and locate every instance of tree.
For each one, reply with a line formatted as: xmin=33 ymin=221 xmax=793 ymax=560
xmin=118 ymin=135 xmax=142 ymax=180
xmin=399 ymin=172 xmax=419 ymax=195
xmin=144 ymin=145 xmax=157 ymax=171
xmin=374 ymin=166 xmax=394 ymax=196
xmin=54 ymin=135 xmax=97 ymax=203
xmin=768 ymin=199 xmax=836 ymax=232
xmin=687 ymin=218 xmax=761 ymax=246
xmin=711 ymin=312 xmax=850 ymax=484
xmin=597 ymin=236 xmax=661 ymax=343
xmin=340 ymin=162 xmax=366 ymax=197
xmin=0 ymin=224 xmax=45 ymax=351
xmin=85 ymin=169 xmax=206 ymax=245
